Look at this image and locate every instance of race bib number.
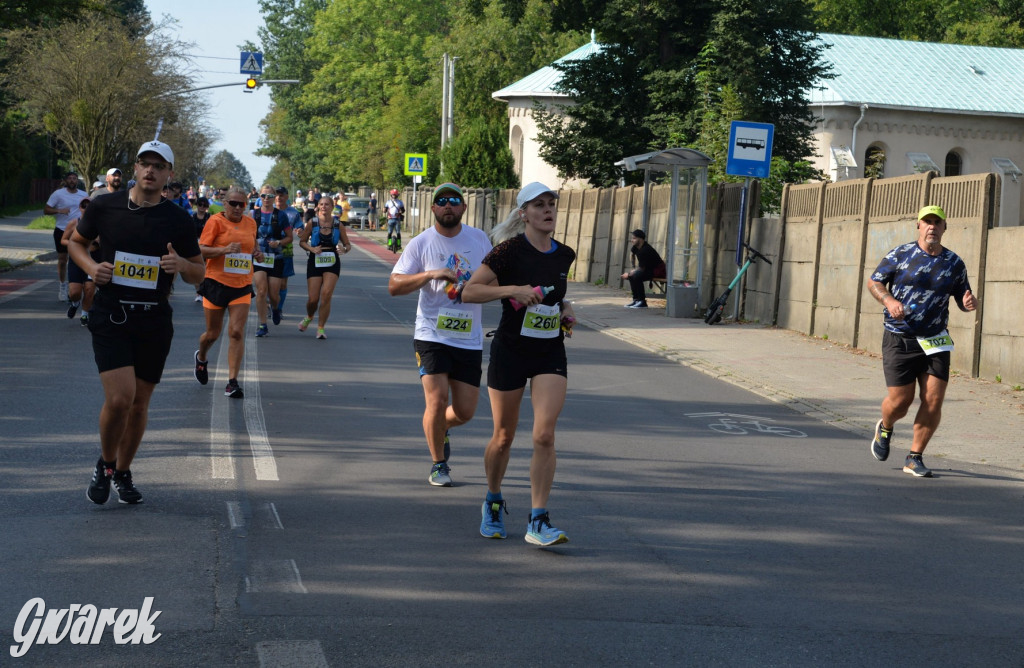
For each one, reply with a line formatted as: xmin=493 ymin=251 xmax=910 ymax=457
xmin=224 ymin=253 xmax=252 ymax=274
xmin=254 ymin=253 xmax=275 ymax=268
xmin=315 ymin=252 xmax=336 ymax=268
xmin=436 ymin=306 xmax=473 ymax=340
xmin=917 ymin=330 xmax=954 ymax=356
xmin=520 ymin=303 xmax=561 ymax=339
xmin=111 ymin=250 xmax=159 ymax=290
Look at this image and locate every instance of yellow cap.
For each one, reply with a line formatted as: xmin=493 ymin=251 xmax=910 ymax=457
xmin=917 ymin=205 xmax=946 ymax=221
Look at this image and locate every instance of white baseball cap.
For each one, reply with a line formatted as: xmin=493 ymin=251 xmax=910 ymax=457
xmin=516 ymin=181 xmax=558 ymax=208
xmin=136 ymin=140 xmax=174 ymax=167
xmin=106 ymin=167 xmax=122 ymax=176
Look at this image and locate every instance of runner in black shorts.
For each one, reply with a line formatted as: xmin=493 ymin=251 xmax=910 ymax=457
xmin=866 ymin=204 xmax=978 ymax=478
xmin=462 ymin=182 xmax=577 ymax=546
xmin=68 ymin=140 xmax=204 ymax=505
xmin=297 ymin=195 xmax=350 ymax=340
xmin=389 ymin=183 xmax=492 ymax=487
xmin=252 ymin=184 xmax=293 ymax=337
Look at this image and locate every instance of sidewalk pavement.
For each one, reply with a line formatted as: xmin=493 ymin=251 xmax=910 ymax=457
xmin=6 ymin=217 xmax=1023 ymax=478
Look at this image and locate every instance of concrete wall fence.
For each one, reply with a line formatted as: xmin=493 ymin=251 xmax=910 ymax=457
xmin=398 ymin=171 xmax=1022 ymax=385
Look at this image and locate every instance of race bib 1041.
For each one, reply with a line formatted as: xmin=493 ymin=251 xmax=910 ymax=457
xmin=111 ymin=250 xmax=159 ymax=290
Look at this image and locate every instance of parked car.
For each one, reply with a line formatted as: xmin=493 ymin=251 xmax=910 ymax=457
xmin=346 ymin=196 xmax=371 ymax=229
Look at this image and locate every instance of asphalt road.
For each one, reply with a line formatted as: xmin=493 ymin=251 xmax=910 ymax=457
xmin=1 ymin=244 xmax=1022 ymax=667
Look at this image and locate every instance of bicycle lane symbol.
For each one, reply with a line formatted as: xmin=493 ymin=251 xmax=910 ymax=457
xmin=685 ymin=412 xmax=807 ymax=438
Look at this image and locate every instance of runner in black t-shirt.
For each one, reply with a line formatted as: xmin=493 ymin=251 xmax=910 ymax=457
xmin=69 ymin=140 xmax=204 ymax=506
xmin=461 ymin=182 xmax=576 ymax=547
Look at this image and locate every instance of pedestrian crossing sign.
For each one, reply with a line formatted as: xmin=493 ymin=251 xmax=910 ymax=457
xmin=240 ymin=51 xmax=263 ymax=75
xmin=404 ymin=153 xmax=427 ymax=176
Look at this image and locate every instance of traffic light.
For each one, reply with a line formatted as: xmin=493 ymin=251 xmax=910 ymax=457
xmin=244 ymin=78 xmax=258 ymax=92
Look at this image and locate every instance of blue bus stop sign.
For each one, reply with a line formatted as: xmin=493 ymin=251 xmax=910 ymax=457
xmin=726 ymin=121 xmax=774 ymax=178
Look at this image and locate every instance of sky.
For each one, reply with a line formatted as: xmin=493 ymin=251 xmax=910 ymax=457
xmin=145 ymin=0 xmax=277 ymax=186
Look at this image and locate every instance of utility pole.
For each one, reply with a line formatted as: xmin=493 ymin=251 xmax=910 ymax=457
xmin=441 ymin=53 xmax=450 ymax=147
xmin=440 ymin=54 xmax=458 ymax=147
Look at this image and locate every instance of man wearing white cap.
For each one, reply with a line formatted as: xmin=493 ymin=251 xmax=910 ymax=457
xmin=69 ymin=140 xmax=204 ymax=506
xmin=388 ymin=182 xmax=492 ymax=487
xmin=866 ymin=204 xmax=979 ymax=478
xmin=90 ymin=167 xmax=123 ymax=198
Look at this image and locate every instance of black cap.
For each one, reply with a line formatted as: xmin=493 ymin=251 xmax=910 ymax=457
xmin=275 ymin=186 xmax=288 ymax=195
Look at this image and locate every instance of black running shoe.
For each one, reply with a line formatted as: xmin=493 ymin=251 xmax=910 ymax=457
xmin=112 ymin=470 xmax=143 ymax=504
xmin=225 ymin=378 xmax=244 ymax=399
xmin=87 ymin=457 xmax=113 ymax=504
xmin=194 ymin=350 xmax=209 ymax=385
xmin=66 ymin=301 xmax=79 ymax=319
xmin=272 ymin=308 xmax=282 ymax=325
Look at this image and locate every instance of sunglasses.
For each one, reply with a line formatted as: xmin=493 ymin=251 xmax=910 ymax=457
xmin=259 ymin=193 xmax=274 ymax=198
xmin=225 ymin=200 xmax=246 ymax=208
xmin=434 ymin=196 xmax=463 ymax=206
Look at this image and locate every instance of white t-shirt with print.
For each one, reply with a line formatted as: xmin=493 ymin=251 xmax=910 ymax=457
xmin=392 ymin=225 xmax=492 ymax=350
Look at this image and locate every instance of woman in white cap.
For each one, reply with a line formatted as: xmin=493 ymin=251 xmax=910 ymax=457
xmin=461 ymin=182 xmax=576 ymax=546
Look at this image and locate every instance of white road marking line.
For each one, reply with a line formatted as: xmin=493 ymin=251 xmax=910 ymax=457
xmin=245 ymin=559 xmax=307 ymax=594
xmin=226 ymin=501 xmax=243 ymax=529
xmin=210 ymin=332 xmax=236 ymax=479
xmin=256 ymin=640 xmax=328 ymax=668
xmin=263 ymin=502 xmax=284 ymax=530
xmin=243 ymin=317 xmax=279 ymax=481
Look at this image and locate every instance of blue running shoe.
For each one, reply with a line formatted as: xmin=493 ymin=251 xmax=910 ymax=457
xmin=525 ymin=512 xmax=568 ymax=546
xmin=443 ymin=430 xmax=451 ymax=462
xmin=480 ymin=499 xmax=508 ymax=539
xmin=428 ymin=462 xmax=452 ymax=487
xmin=255 ymin=324 xmax=269 ymax=338
xmin=871 ymin=419 xmax=892 ymax=461
xmin=903 ymin=453 xmax=933 ymax=478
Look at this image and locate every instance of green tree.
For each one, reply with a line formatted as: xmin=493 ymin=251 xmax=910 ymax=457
xmin=2 ymin=12 xmax=198 ymax=183
xmin=812 ymin=0 xmax=1024 ymax=47
xmin=439 ymin=116 xmax=518 ymax=188
xmin=204 ymin=150 xmax=254 ymax=191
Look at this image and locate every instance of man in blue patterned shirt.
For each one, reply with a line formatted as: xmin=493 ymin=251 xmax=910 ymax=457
xmin=865 ymin=205 xmax=978 ymax=477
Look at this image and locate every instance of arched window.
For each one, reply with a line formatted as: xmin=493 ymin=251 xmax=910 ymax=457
xmin=864 ymin=145 xmax=886 ymax=179
xmin=510 ymin=125 xmax=524 ymax=179
xmin=944 ymin=151 xmax=962 ymax=177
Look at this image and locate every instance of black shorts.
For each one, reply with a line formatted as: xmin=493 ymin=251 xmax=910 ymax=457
xmin=53 ymin=228 xmax=67 ymax=254
xmin=254 ymin=258 xmax=285 ymax=279
xmin=414 ymin=340 xmax=482 ymax=387
xmin=306 ymin=251 xmax=341 ymax=278
xmin=487 ymin=336 xmax=567 ymax=391
xmin=197 ymin=278 xmax=254 ymax=309
xmin=881 ymin=330 xmax=951 ymax=386
xmin=67 ymin=257 xmax=91 ymax=285
xmin=88 ymin=294 xmax=174 ymax=384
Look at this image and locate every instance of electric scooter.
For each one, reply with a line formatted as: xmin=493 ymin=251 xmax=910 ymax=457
xmin=704 ymin=243 xmax=771 ymax=325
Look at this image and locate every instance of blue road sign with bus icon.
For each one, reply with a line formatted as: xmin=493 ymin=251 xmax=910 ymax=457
xmin=726 ymin=121 xmax=774 ymax=178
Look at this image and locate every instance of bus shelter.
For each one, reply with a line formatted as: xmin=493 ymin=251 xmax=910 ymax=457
xmin=615 ymin=148 xmax=713 ymax=318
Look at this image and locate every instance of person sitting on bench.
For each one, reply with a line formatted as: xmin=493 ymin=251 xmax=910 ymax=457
xmin=621 ymin=229 xmax=666 ymax=308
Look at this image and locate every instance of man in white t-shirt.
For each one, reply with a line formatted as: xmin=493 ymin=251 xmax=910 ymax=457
xmin=44 ymin=171 xmax=89 ymax=301
xmin=388 ymin=183 xmax=492 ymax=487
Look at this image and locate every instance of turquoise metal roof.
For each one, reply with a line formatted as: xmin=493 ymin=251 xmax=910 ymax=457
xmin=811 ymin=33 xmax=1024 ymax=117
xmin=491 ymin=38 xmax=603 ymax=101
